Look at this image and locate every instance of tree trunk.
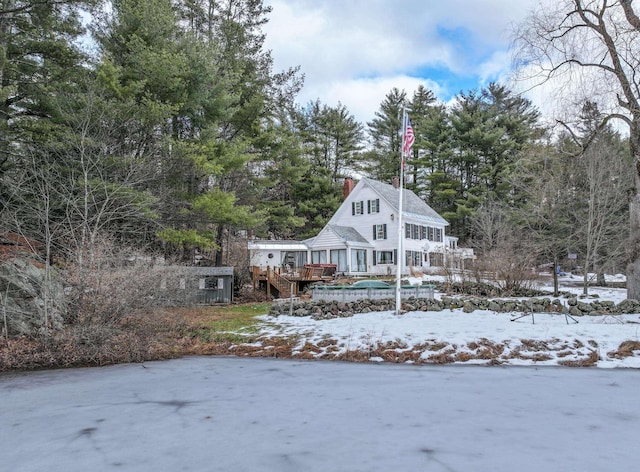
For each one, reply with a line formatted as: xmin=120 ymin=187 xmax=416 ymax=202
xmin=596 ymin=272 xmax=606 ymax=286
xmin=552 ymin=255 xmax=559 ymax=297
xmin=627 ymin=122 xmax=640 ymax=300
xmin=214 ymin=225 xmax=225 ymax=266
xmin=627 ymin=187 xmax=640 ymax=299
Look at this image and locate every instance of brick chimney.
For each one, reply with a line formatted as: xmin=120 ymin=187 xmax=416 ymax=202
xmin=343 ymin=177 xmax=355 ymax=200
xmin=392 ymin=176 xmax=399 ymax=189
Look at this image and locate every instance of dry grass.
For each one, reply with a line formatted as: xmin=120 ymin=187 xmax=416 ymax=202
xmin=425 ymin=349 xmax=457 ymax=364
xmin=0 ymin=311 xmax=191 ymax=371
xmin=466 ymin=338 xmax=505 ymax=359
xmin=557 ymin=350 xmax=599 ymax=367
xmin=520 ymin=339 xmax=551 ymax=351
xmin=454 ymin=351 xmax=475 ymax=362
xmin=607 ymin=340 xmax=640 ymax=359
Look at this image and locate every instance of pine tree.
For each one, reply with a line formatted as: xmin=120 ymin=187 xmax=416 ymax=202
xmin=447 ymin=83 xmax=540 ymax=240
xmin=0 ymin=0 xmax=97 ymax=177
xmin=295 ymin=99 xmax=363 ymax=183
xmin=364 ymin=87 xmax=407 ymax=182
xmin=405 ymin=85 xmax=439 ymax=198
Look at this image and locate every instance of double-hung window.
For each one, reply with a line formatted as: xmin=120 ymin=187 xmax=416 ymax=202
xmin=352 ymin=201 xmax=364 ymax=215
xmin=367 ymin=198 xmax=380 ymax=214
xmin=372 ymin=224 xmax=387 ymax=240
xmin=405 ymin=250 xmax=421 ymax=267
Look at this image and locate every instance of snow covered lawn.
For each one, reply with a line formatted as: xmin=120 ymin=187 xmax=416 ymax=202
xmin=254 ymin=309 xmax=640 ymax=368
xmin=244 ymin=275 xmax=640 ymax=368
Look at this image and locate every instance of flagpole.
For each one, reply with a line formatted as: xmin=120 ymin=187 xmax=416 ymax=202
xmin=395 ymin=109 xmax=406 ymax=315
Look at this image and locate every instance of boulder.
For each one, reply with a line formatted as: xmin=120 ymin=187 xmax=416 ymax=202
xmin=569 ymin=306 xmax=583 ymax=317
xmin=0 ymin=257 xmax=65 ymax=336
xmin=576 ymin=301 xmax=594 ymax=313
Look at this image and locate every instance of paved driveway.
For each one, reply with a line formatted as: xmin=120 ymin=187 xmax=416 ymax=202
xmin=1 ymin=357 xmax=638 ymax=471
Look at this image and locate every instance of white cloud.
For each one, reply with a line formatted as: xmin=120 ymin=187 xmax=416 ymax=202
xmin=297 ymin=75 xmax=444 ymax=126
xmin=264 ymin=0 xmax=550 ymax=124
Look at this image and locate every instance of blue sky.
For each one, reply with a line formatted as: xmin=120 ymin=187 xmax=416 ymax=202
xmin=263 ymin=0 xmax=546 ymax=125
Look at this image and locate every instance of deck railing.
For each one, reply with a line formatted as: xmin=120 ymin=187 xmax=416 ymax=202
xmin=269 ymin=268 xmax=294 ymax=297
xmin=310 ymin=285 xmax=435 ymax=302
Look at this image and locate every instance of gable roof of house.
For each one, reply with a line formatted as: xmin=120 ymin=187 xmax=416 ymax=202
xmin=303 ymin=224 xmax=371 ymax=248
xmin=328 ymin=224 xmax=371 ymax=245
xmin=360 ymin=177 xmax=448 ymax=226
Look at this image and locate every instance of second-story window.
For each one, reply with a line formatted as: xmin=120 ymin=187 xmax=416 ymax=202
xmin=352 ymin=200 xmax=364 ymax=215
xmin=368 ymin=198 xmax=380 ymax=213
xmin=372 ymin=224 xmax=387 ymax=240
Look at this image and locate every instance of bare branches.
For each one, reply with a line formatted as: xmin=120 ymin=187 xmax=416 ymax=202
xmin=514 ymin=0 xmax=640 ymax=123
xmin=620 ymin=0 xmax=640 ymax=31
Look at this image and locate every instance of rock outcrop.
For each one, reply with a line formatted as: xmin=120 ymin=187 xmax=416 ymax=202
xmin=0 ymin=257 xmax=66 ymax=336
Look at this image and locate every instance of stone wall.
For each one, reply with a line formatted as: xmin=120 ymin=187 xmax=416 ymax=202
xmin=269 ymin=295 xmax=640 ymax=320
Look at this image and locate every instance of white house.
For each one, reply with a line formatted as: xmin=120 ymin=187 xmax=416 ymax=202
xmin=248 ymin=177 xmax=472 ymax=277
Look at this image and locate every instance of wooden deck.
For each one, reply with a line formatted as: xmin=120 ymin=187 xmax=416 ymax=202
xmin=251 ymin=265 xmax=336 ymax=298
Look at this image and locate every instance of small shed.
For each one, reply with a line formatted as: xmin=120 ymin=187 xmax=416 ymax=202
xmin=189 ymin=267 xmax=234 ymax=303
xmin=160 ymin=266 xmax=234 ymax=305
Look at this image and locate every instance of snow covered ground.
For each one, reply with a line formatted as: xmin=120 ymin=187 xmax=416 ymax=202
xmin=252 ymin=273 xmax=640 ymax=368
xmin=2 ymin=356 xmax=640 ymax=472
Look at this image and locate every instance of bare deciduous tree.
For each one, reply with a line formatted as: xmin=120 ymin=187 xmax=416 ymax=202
xmin=510 ymin=143 xmax=576 ymax=296
xmin=470 ymin=199 xmax=511 ymax=257
xmin=572 ymin=134 xmax=631 ymax=295
xmin=514 ymin=0 xmax=640 ymax=298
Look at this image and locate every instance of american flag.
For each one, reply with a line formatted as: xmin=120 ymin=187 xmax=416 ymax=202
xmin=402 ymin=114 xmax=415 ymax=155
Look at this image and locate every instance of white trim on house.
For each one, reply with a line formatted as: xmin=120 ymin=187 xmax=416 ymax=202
xmin=248 ymin=241 xmax=309 ymax=268
xmin=248 ymin=178 xmax=473 ymax=276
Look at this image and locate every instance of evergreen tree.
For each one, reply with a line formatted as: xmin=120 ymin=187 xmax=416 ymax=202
xmin=405 ymin=85 xmax=441 ymax=198
xmin=364 ymin=87 xmax=407 ymax=182
xmin=251 ymin=122 xmax=307 ymax=239
xmin=295 ymin=99 xmax=363 ymax=183
xmin=0 ymin=0 xmax=96 ymax=180
xmin=447 ymin=83 xmax=540 ymax=240
xmin=96 ymin=0 xmax=302 ymax=264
